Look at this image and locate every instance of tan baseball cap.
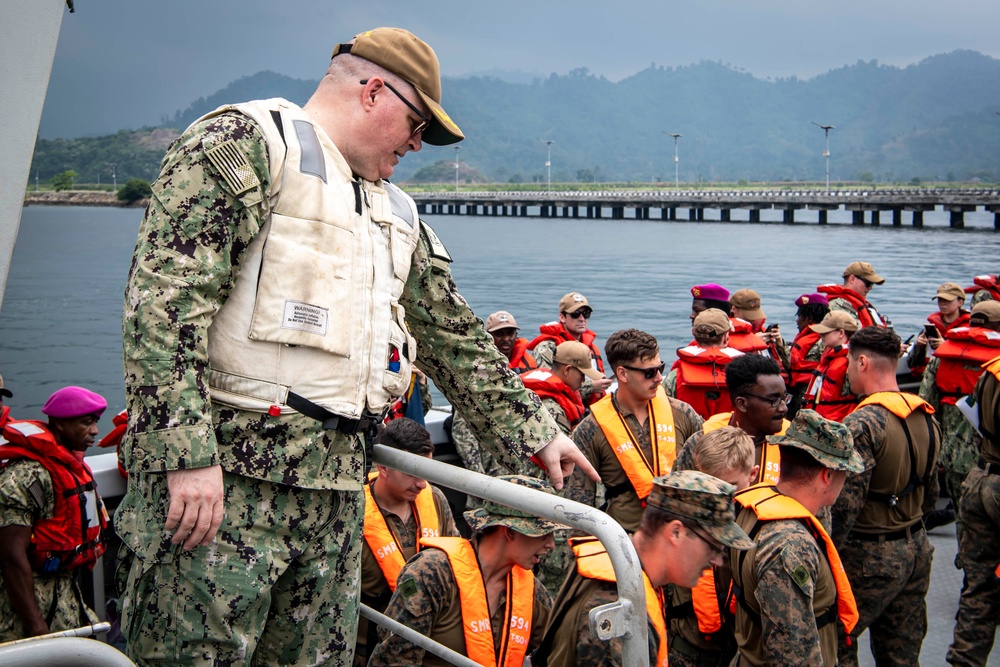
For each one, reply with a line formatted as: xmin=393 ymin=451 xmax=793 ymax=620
xmin=933 ymin=282 xmax=966 ymax=302
xmin=485 ymin=311 xmax=518 ymax=333
xmin=331 ymin=27 xmax=463 ymax=146
xmin=971 ymin=301 xmax=1000 ymax=325
xmin=843 ymin=261 xmax=885 ymax=285
xmin=693 ymin=308 xmax=732 ymax=338
xmin=554 ymin=341 xmax=604 ymax=380
xmin=559 ymin=292 xmax=590 ymax=315
xmin=809 ymin=310 xmax=859 ymax=334
xmin=730 ymin=289 xmax=765 ymax=320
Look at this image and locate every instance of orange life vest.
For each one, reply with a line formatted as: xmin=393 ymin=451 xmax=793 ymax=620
xmin=703 ymin=413 xmax=787 ymax=485
xmin=590 ymin=387 xmax=677 ymax=501
xmin=97 ymin=409 xmax=129 ymax=478
xmin=0 ymin=421 xmax=108 ymax=574
xmin=933 ymin=327 xmax=1000 ymax=405
xmin=734 ymin=485 xmax=859 ymax=637
xmin=363 ymin=473 xmax=442 ymax=592
xmin=965 ymin=274 xmax=1000 ymax=301
xmin=804 ymin=345 xmax=857 ymax=421
xmin=420 ymin=537 xmax=535 ymax=667
xmin=572 ymin=538 xmax=669 ymax=667
xmin=508 ymin=338 xmax=539 ymax=375
xmin=928 ymin=311 xmax=972 ymax=337
xmin=789 ymin=329 xmax=822 ymax=388
xmin=530 ymin=324 xmax=606 ymax=403
xmin=689 ymin=567 xmax=734 ymax=638
xmin=855 ymin=392 xmax=934 ymax=419
xmin=728 ymin=318 xmax=770 ymax=356
xmin=817 ymin=284 xmax=886 ymax=328
xmin=520 ymin=368 xmax=586 ymax=427
xmin=674 ymin=344 xmax=744 ymax=419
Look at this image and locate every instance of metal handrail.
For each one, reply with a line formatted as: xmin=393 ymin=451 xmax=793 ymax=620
xmin=373 ymin=444 xmax=650 ymax=667
xmin=360 ymin=604 xmax=481 ymax=667
xmin=0 ymin=634 xmax=135 ymax=667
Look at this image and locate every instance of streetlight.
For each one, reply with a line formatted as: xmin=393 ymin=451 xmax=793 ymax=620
xmin=542 ymin=140 xmax=554 ymax=192
xmin=664 ymin=132 xmax=682 ymax=189
xmin=453 ymin=146 xmax=460 ymax=192
xmin=107 ymin=163 xmax=117 ymax=191
xmin=811 ymin=122 xmax=834 ymax=195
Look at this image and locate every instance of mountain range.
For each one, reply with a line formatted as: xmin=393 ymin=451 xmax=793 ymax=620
xmin=32 ymin=50 xmax=1000 ymax=185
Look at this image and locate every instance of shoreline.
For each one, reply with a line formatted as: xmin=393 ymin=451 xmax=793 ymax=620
xmin=22 ymin=191 xmax=148 ymax=208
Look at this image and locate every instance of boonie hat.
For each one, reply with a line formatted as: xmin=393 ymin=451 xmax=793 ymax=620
xmin=794 ymin=293 xmax=829 ymax=308
xmin=843 ymin=261 xmax=885 ymax=285
xmin=464 ymin=475 xmax=567 ymax=537
xmin=933 ymin=282 xmax=966 ymax=302
xmin=331 ymin=27 xmax=463 ymax=146
xmin=485 ymin=310 xmax=518 ymax=333
xmin=767 ymin=409 xmax=865 ymax=473
xmin=554 ymin=341 xmax=604 ymax=380
xmin=693 ymin=308 xmax=732 ymax=339
xmin=0 ymin=373 xmax=11 ymax=399
xmin=731 ymin=289 xmax=765 ymax=321
xmin=645 ymin=470 xmax=754 ymax=550
xmin=691 ymin=283 xmax=730 ymax=302
xmin=971 ymin=301 xmax=1000 ymax=326
xmin=559 ymin=292 xmax=590 ymax=315
xmin=41 ymin=386 xmax=107 ymax=419
xmin=809 ymin=311 xmax=859 ymax=334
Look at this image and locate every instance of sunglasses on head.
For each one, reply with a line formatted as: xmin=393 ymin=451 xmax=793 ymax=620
xmin=622 ymin=362 xmax=666 ymax=379
xmin=564 ymin=309 xmax=592 ymax=319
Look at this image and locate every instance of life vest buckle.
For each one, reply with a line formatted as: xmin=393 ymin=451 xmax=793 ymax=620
xmin=889 ymin=494 xmax=899 ymax=507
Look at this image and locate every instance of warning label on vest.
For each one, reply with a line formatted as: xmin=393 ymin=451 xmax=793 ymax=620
xmin=282 ymin=300 xmax=328 ymax=336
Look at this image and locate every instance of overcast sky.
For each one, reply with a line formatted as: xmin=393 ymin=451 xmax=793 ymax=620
xmin=38 ymin=0 xmax=1000 ymax=138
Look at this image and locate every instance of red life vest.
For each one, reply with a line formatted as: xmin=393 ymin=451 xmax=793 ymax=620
xmin=728 ymin=318 xmax=770 ymax=356
xmin=0 ymin=421 xmax=108 ymax=574
xmin=817 ymin=284 xmax=886 ymax=328
xmin=420 ymin=537 xmax=535 ymax=667
xmin=508 ymin=338 xmax=539 ymax=375
xmin=928 ymin=311 xmax=971 ymax=337
xmin=789 ymin=329 xmax=822 ymax=388
xmin=530 ymin=324 xmax=606 ymax=403
xmin=965 ymin=274 xmax=1000 ymax=301
xmin=673 ymin=345 xmax=744 ymax=419
xmin=97 ymin=409 xmax=129 ymax=478
xmin=804 ymin=345 xmax=857 ymax=421
xmin=520 ymin=368 xmax=586 ymax=427
xmin=0 ymin=405 xmax=11 ymax=430
xmin=933 ymin=327 xmax=1000 ymax=404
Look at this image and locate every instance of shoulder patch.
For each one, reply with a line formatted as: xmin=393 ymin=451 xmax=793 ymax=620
xmin=790 ymin=564 xmax=811 ymax=593
xmin=419 ymin=220 xmax=452 ymax=263
xmin=204 ymin=139 xmax=261 ymax=196
xmin=399 ymin=577 xmax=418 ymax=599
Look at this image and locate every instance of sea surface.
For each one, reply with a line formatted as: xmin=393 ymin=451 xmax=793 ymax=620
xmin=3 ymin=204 xmax=1000 ymax=417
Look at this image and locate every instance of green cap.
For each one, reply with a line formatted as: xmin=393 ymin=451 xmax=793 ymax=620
xmin=646 ymin=470 xmax=754 ymax=550
xmin=464 ymin=475 xmax=566 ymax=537
xmin=767 ymin=409 xmax=865 ymax=473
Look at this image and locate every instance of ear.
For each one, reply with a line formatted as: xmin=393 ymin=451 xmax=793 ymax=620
xmin=361 ymin=78 xmax=382 ymax=109
xmin=614 ymin=365 xmax=627 ymax=384
xmin=749 ymin=464 xmax=761 ymax=483
xmin=503 ymin=526 xmax=516 ymax=542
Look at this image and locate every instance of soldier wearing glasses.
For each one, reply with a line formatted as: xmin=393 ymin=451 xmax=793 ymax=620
xmin=568 ymin=329 xmax=704 ymax=532
xmin=818 ymin=261 xmax=892 ymax=329
xmin=529 ymin=292 xmax=613 ymax=405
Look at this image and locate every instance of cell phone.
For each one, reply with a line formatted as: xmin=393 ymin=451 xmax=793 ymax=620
xmin=766 ymin=324 xmax=779 ymax=332
xmin=923 ymin=324 xmax=939 ymax=339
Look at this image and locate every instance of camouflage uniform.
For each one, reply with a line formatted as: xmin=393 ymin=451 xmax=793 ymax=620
xmin=919 ymin=356 xmax=981 ymax=501
xmin=662 ymin=368 xmax=678 ymax=398
xmin=832 ymin=398 xmax=940 ymax=667
xmin=566 ymin=393 xmax=704 ymax=532
xmin=0 ymin=459 xmax=99 ymax=642
xmin=119 ymin=111 xmax=559 ymax=666
xmin=971 ymin=289 xmax=996 ymax=306
xmin=356 ymin=484 xmax=458 ymax=667
xmin=532 ymin=337 xmax=601 ymax=404
xmin=948 ymin=367 xmax=1000 ymax=666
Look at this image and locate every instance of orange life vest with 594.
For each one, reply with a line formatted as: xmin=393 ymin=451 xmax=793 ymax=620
xmin=363 ymin=473 xmax=441 ymax=591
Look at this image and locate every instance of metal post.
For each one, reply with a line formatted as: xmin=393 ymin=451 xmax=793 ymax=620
xmin=453 ymin=146 xmax=460 ymax=192
xmin=812 ymin=122 xmax=834 ymax=195
xmin=667 ymin=133 xmax=682 ymax=189
xmin=107 ymin=163 xmax=117 ymax=191
xmin=543 ymin=140 xmax=554 ymax=192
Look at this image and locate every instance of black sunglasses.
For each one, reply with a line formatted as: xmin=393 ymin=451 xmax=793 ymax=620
xmin=621 ymin=362 xmax=666 ymax=380
xmin=360 ymin=79 xmax=430 ymax=137
xmin=564 ymin=309 xmax=592 ymax=319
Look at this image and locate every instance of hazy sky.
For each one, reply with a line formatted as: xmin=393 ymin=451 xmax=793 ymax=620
xmin=38 ymin=0 xmax=1000 ymax=138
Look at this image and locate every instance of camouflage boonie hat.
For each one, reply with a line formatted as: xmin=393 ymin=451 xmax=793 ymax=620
xmin=767 ymin=409 xmax=865 ymax=473
xmin=646 ymin=470 xmax=754 ymax=550
xmin=464 ymin=475 xmax=566 ymax=537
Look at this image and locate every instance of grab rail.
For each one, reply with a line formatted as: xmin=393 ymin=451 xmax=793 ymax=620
xmin=0 ymin=624 xmax=135 ymax=666
xmin=372 ymin=444 xmax=650 ymax=667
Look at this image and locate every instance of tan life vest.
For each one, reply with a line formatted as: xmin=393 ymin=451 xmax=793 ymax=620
xmin=591 ymin=387 xmax=677 ymax=501
xmin=572 ymin=538 xmax=669 ymax=667
xmin=362 ymin=474 xmax=441 ymax=592
xmin=703 ymin=413 xmax=788 ymax=485
xmin=419 ymin=537 xmax=535 ymax=667
xmin=203 ymin=99 xmax=420 ymax=418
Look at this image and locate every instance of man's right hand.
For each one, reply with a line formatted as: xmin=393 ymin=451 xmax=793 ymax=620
xmin=165 ymin=465 xmax=224 ymax=551
xmin=592 ymin=376 xmax=614 ymax=393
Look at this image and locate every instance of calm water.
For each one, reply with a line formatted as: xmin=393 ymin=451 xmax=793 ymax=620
xmin=3 ymin=204 xmax=1000 ymax=420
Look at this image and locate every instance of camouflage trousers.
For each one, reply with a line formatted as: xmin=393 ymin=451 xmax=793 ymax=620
xmin=116 ymin=470 xmax=364 ymax=666
xmin=0 ymin=570 xmax=98 ymax=643
xmin=947 ymin=468 xmax=1000 ymax=666
xmin=836 ymin=528 xmax=934 ymax=667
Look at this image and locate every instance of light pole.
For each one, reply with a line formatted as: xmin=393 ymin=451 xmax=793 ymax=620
xmin=453 ymin=146 xmax=460 ymax=192
xmin=543 ymin=140 xmax=554 ymax=192
xmin=107 ymin=163 xmax=117 ymax=191
xmin=664 ymin=132 xmax=682 ymax=189
xmin=811 ymin=122 xmax=834 ymax=195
